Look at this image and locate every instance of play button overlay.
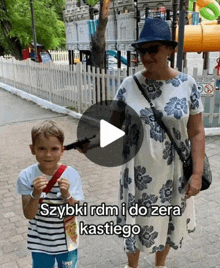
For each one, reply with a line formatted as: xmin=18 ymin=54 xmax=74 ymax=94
xmin=100 ymin=120 xmax=125 ymax=148
xmin=77 ymin=100 xmax=144 ymax=167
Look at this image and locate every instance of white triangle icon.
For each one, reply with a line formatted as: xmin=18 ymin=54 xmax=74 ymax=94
xmin=100 ymin=120 xmax=125 ymax=148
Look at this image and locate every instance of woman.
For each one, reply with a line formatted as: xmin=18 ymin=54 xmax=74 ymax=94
xmin=113 ymin=18 xmax=205 ymax=268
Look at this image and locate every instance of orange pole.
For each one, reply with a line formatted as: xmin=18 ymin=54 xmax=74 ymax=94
xmin=175 ymin=24 xmax=220 ymax=52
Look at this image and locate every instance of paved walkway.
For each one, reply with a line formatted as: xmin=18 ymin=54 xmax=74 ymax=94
xmin=0 ymin=88 xmax=220 ymax=268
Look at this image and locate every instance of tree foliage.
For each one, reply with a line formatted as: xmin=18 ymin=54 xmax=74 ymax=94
xmin=83 ymin=0 xmax=100 ymax=7
xmin=0 ymin=0 xmax=66 ymax=58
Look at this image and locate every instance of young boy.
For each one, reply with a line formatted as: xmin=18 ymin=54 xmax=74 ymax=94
xmin=16 ymin=120 xmax=84 ymax=268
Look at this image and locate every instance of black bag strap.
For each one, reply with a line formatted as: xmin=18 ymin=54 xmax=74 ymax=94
xmin=133 ymin=74 xmax=186 ymax=163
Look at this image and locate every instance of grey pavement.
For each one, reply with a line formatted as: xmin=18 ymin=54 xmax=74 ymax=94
xmin=0 ymin=88 xmax=220 ymax=268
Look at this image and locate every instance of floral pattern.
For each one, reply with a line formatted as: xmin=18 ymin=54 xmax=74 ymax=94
xmin=167 ymin=222 xmax=175 ymax=235
xmin=180 ymin=139 xmax=191 ymax=160
xmin=124 ymin=113 xmax=132 ymax=133
xmin=180 ymin=237 xmax=183 ymax=248
xmin=138 ymin=193 xmax=158 ymax=217
xmin=151 ymin=245 xmax=165 ymax=253
xmin=190 ymin=84 xmax=200 ymax=110
xmin=128 ymin=193 xmax=136 ymax=208
xmin=159 ymin=180 xmax=173 ymax=203
xmin=125 ymin=237 xmax=137 ymax=253
xmin=163 ymin=141 xmax=175 ymax=165
xmin=164 ymin=97 xmax=188 ymax=119
xmin=135 ymin=166 xmax=152 ymax=191
xmin=166 ymin=76 xmax=181 ymax=87
xmin=178 ymin=176 xmax=187 ymax=194
xmin=117 ymin=217 xmax=122 ymax=224
xmin=123 ymin=114 xmax=140 ymax=157
xmin=179 ymin=73 xmax=188 ymax=83
xmin=139 ymin=225 xmax=158 ymax=248
xmin=140 ymin=107 xmax=155 ymax=126
xmin=166 ymin=237 xmax=178 ymax=250
xmin=173 ymin=127 xmax=181 ymax=141
xmin=150 ymin=123 xmax=166 ymax=142
xmin=116 ymin=71 xmax=203 ymax=254
xmin=142 ymin=79 xmax=163 ymax=100
xmin=127 ymin=124 xmax=140 ymax=147
xmin=116 ymin=87 xmax=126 ymax=102
xmin=122 ymin=168 xmax=132 ymax=189
xmin=116 ymin=87 xmax=126 ymax=108
xmin=140 ymin=108 xmax=166 ymax=142
xmin=166 ymin=73 xmax=188 ymax=87
xmin=180 ymin=197 xmax=187 ymax=214
xmin=138 ymin=193 xmax=158 ymax=207
xmin=117 ymin=215 xmax=126 ymax=225
xmin=120 ymin=180 xmax=123 ymax=200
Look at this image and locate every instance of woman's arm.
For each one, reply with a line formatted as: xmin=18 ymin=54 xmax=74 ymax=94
xmin=186 ymin=112 xmax=205 ymax=198
xmin=77 ymin=109 xmax=125 ymax=153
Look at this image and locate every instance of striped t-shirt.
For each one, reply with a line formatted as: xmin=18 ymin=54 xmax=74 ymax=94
xmin=16 ymin=163 xmax=84 ymax=254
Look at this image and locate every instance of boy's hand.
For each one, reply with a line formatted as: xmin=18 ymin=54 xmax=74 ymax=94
xmin=33 ymin=175 xmax=48 ymax=197
xmin=57 ymin=178 xmax=70 ymax=199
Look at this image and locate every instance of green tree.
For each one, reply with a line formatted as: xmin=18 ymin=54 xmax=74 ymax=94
xmin=0 ymin=0 xmax=22 ymax=58
xmin=0 ymin=0 xmax=65 ymax=59
xmin=82 ymin=0 xmax=111 ymax=69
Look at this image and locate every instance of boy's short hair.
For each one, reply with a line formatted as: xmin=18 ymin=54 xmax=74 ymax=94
xmin=31 ymin=121 xmax=64 ymax=145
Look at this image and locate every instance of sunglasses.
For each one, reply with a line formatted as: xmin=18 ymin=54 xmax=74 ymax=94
xmin=135 ymin=45 xmax=161 ymax=56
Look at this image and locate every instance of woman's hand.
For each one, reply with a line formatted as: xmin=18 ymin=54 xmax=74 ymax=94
xmin=77 ymin=142 xmax=90 ymax=154
xmin=77 ymin=136 xmax=100 ymax=154
xmin=185 ymin=174 xmax=202 ymax=199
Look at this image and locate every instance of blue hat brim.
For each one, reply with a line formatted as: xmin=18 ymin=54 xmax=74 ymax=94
xmin=131 ymin=38 xmax=178 ymax=49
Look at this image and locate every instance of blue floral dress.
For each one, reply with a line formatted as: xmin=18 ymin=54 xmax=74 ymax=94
xmin=114 ymin=70 xmax=204 ymax=254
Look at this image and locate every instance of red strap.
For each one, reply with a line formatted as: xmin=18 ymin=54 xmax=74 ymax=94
xmin=39 ymin=164 xmax=67 ymax=203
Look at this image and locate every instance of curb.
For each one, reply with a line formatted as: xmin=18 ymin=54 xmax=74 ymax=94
xmin=1 ymin=82 xmax=220 ymax=136
xmin=0 ymin=82 xmax=82 ymax=120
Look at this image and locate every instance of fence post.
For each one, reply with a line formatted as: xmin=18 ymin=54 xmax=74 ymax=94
xmin=1 ymin=57 xmax=5 ymax=83
xmin=92 ymin=66 xmax=96 ymax=104
xmin=28 ymin=59 xmax=32 ymax=94
xmin=0 ymin=57 xmax=3 ymax=82
xmin=12 ymin=58 xmax=16 ymax=88
xmin=193 ymin=67 xmax=198 ymax=80
xmin=101 ymin=68 xmax=105 ymax=101
xmin=48 ymin=63 xmax=52 ymax=102
xmin=77 ymin=62 xmax=83 ymax=113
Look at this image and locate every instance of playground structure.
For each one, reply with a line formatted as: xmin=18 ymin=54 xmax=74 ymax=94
xmin=63 ymin=0 xmax=220 ymax=71
xmin=189 ymin=0 xmax=220 ymax=20
xmin=175 ymin=22 xmax=220 ymax=53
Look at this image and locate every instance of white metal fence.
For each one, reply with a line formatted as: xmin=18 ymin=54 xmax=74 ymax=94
xmin=49 ymin=50 xmax=69 ymax=63
xmin=0 ymin=57 xmax=133 ymax=113
xmin=0 ymin=56 xmax=219 ymax=125
xmin=3 ymin=50 xmax=77 ymax=64
xmin=49 ymin=50 xmax=81 ymax=64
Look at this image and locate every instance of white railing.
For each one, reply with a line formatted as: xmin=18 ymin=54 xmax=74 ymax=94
xmin=3 ymin=51 xmax=80 ymax=64
xmin=4 ymin=54 xmax=14 ymax=60
xmin=0 ymin=56 xmax=218 ymax=123
xmin=49 ymin=50 xmax=80 ymax=64
xmin=0 ymin=57 xmax=133 ymax=113
xmin=49 ymin=50 xmax=69 ymax=64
